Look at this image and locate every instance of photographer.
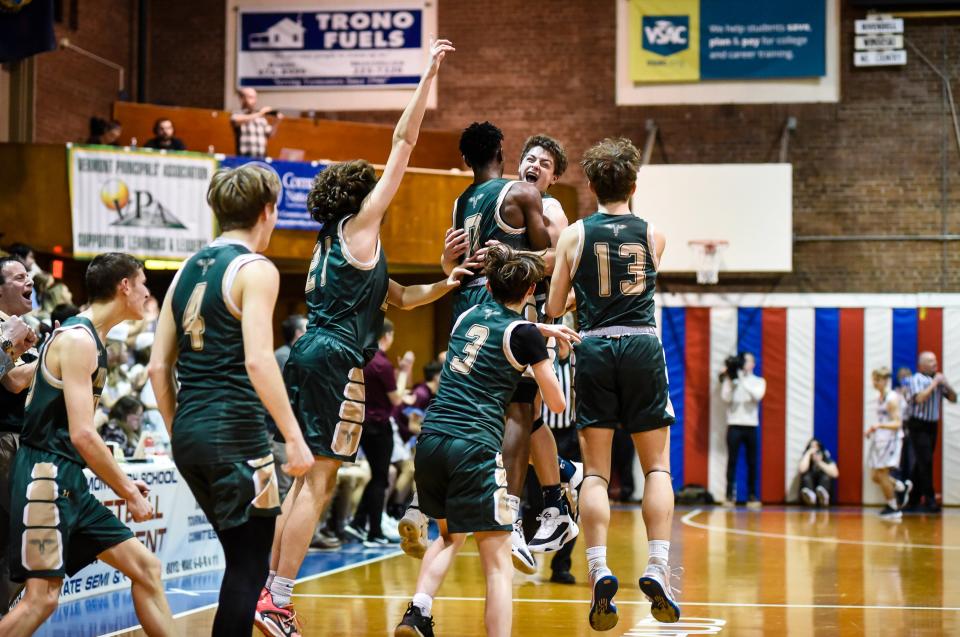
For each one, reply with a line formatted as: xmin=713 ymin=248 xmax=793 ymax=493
xmin=798 ymin=438 xmax=839 ymax=507
xmin=719 ymin=352 xmax=766 ymax=507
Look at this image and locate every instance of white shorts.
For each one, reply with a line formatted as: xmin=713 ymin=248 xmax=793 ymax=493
xmin=868 ymin=436 xmax=902 ymax=470
xmin=390 ymin=418 xmax=411 ymax=463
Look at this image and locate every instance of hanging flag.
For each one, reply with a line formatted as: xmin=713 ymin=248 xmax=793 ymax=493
xmin=0 ymin=0 xmax=56 ymax=64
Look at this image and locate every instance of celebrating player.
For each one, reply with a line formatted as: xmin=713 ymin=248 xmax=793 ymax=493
xmin=548 ymin=138 xmax=680 ymax=629
xmin=395 ymin=245 xmax=579 ymax=637
xmin=255 ymin=39 xmax=462 ymax=637
xmin=1 ymin=254 xmax=175 ymax=637
xmin=150 ymin=164 xmax=315 ymax=636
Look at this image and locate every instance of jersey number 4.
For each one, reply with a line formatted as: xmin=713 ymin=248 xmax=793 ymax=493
xmin=594 ymin=242 xmax=647 ymax=297
xmin=450 ymin=324 xmax=489 ymax=375
xmin=182 ymin=282 xmax=207 ymax=351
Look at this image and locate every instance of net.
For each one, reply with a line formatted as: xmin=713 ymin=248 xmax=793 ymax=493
xmin=688 ymin=240 xmax=728 ymax=285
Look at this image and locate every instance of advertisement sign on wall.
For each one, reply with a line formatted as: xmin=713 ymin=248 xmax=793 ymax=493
xmin=219 ymin=156 xmax=326 ymax=231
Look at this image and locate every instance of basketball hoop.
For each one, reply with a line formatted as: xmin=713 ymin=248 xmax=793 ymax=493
xmin=688 ymin=240 xmax=729 ymax=285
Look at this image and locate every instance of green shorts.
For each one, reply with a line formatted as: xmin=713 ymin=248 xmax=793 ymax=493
xmin=574 ymin=334 xmax=675 ymax=433
xmin=284 ymin=331 xmax=366 ymax=462
xmin=414 ymin=433 xmax=512 ymax=534
xmin=178 ymin=454 xmax=280 ymax=531
xmin=8 ymin=446 xmax=133 ymax=582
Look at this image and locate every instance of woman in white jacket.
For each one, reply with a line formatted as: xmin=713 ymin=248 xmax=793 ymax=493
xmin=720 ymin=352 xmax=766 ymax=508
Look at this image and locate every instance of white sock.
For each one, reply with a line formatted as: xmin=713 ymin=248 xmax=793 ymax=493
xmin=270 ymin=575 xmax=296 ymax=608
xmin=648 ymin=540 xmax=670 ymax=564
xmin=265 ymin=569 xmax=276 ymax=591
xmin=887 ymin=498 xmax=898 ymax=509
xmin=895 ymin=480 xmax=905 ymax=493
xmin=410 ymin=492 xmax=419 ymax=508
xmin=412 ymin=592 xmax=433 ymax=616
xmin=586 ymin=546 xmax=607 ymax=575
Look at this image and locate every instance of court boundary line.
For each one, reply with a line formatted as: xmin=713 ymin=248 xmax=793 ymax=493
xmin=680 ymin=508 xmax=960 ymax=550
xmin=286 ymin=592 xmax=960 ymax=613
xmin=98 ymin=550 xmax=403 ymax=637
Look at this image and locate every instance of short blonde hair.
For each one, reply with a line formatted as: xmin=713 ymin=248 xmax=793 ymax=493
xmin=207 ymin=164 xmax=280 ymax=231
xmin=872 ymin=367 xmax=892 ymax=380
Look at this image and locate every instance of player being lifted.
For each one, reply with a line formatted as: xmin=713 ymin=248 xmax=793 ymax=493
xmin=402 ymin=121 xmax=555 ymax=573
xmin=395 ymin=245 xmax=579 ymax=637
xmin=1 ymin=254 xmax=175 ymax=637
xmin=255 ymin=39 xmax=466 ymax=637
xmin=547 ymin=138 xmax=680 ymax=629
xmin=150 ymin=164 xmax=315 ymax=636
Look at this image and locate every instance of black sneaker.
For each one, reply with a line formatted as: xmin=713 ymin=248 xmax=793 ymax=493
xmin=395 ymin=602 xmax=434 ymax=637
xmin=550 ymin=570 xmax=576 ymax=585
xmin=896 ymin=480 xmax=913 ymax=510
xmin=363 ymin=534 xmax=398 ymax=548
xmin=343 ymin=525 xmax=367 ymax=543
xmin=879 ymin=505 xmax=902 ymax=521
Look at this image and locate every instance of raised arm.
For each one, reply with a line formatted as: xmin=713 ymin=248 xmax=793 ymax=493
xmin=236 ymin=260 xmax=314 ymax=477
xmin=148 ymin=285 xmax=180 ymax=435
xmin=387 ymin=266 xmax=470 ymax=310
xmin=347 ymin=39 xmax=455 ymax=248
xmin=546 ymin=224 xmax=578 ymax=319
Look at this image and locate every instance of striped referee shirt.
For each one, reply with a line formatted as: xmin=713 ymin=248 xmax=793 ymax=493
xmin=907 ymin=372 xmax=946 ymax=422
xmin=542 ymin=356 xmax=574 ymax=430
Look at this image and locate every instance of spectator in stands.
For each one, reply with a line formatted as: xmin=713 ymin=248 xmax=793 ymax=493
xmin=230 ymin=88 xmax=283 ymax=157
xmin=798 ymin=438 xmax=839 ymax=507
xmin=0 ymin=255 xmax=39 ymax=609
xmin=7 ymin=244 xmax=40 ymax=311
xmin=50 ymin=303 xmax=78 ymax=326
xmin=101 ymin=339 xmax=132 ymax=410
xmin=904 ymin=352 xmax=957 ymax=513
xmin=269 ymin=314 xmax=307 ymax=499
xmin=144 ymin=118 xmax=186 ymax=151
xmin=86 ymin=117 xmax=123 ymax=146
xmin=345 ymin=320 xmax=412 ymax=546
xmin=720 ymin=351 xmax=767 ymax=508
xmin=33 ymin=279 xmax=73 ymax=329
xmin=98 ymin=395 xmax=144 ymax=458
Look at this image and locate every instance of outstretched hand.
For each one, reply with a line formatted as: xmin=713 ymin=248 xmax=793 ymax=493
xmin=427 ymin=38 xmax=455 ymax=77
xmin=446 ymin=266 xmax=473 ymax=287
xmin=536 ymin=322 xmax=582 ymax=346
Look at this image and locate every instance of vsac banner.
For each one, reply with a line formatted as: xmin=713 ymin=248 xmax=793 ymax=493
xmin=219 ymin=156 xmax=326 ymax=231
xmin=68 ymin=146 xmax=216 ymax=260
xmin=629 ymin=0 xmax=826 ymax=83
xmin=236 ymin=6 xmax=425 ymax=89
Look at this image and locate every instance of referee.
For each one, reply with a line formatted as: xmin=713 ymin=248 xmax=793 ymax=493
xmin=905 ymin=351 xmax=957 ymax=512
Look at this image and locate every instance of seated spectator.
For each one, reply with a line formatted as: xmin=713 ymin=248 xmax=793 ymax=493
xmin=144 ymin=118 xmax=186 ymax=151
xmin=387 ymin=361 xmax=441 ymax=518
xmin=87 ymin=117 xmax=123 ymax=146
xmin=98 ymin=395 xmax=144 ymax=458
xmin=101 ymin=340 xmax=132 ymax=410
xmin=32 ymin=279 xmax=73 ymax=329
xmin=317 ymin=459 xmax=372 ymax=547
xmin=798 ymin=438 xmax=839 ymax=507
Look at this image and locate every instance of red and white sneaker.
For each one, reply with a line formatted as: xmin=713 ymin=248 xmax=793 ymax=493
xmin=255 ymin=590 xmax=303 ymax=637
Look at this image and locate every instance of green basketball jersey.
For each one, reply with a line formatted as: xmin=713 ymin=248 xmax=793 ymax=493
xmin=170 ymin=238 xmax=268 ymax=464
xmin=571 ymin=213 xmax=658 ymax=331
xmin=452 ymin=178 xmax=530 ymax=288
xmin=20 ymin=316 xmax=107 ymax=465
xmin=304 ymin=215 xmax=389 ymax=365
xmin=422 ymin=302 xmax=541 ymax=452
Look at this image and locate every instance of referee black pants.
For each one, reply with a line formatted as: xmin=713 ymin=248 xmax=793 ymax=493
xmin=906 ymin=417 xmax=939 ymax=505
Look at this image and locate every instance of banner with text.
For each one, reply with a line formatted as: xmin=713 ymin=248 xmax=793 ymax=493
xmin=219 ymin=156 xmax=326 ymax=231
xmin=237 ymin=6 xmax=426 ymax=89
xmin=629 ymin=0 xmax=825 ymax=83
xmin=69 ymin=146 xmax=217 ymax=260
xmin=61 ymin=459 xmax=223 ymax=602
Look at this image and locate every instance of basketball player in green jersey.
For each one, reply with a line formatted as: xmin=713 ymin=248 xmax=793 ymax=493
xmin=1 ymin=254 xmax=175 ymax=637
xmin=256 ymin=39 xmax=464 ymax=637
xmin=548 ymin=138 xmax=680 ymax=629
xmin=149 ymin=164 xmax=314 ymax=636
xmin=395 ymin=245 xmax=579 ymax=637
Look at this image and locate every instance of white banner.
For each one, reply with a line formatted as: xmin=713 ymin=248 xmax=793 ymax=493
xmin=59 ymin=458 xmax=223 ymax=602
xmin=69 ymin=146 xmax=216 ymax=260
xmin=236 ymin=6 xmax=426 ymax=90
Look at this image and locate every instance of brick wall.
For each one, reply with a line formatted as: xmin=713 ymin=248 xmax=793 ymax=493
xmin=34 ymin=0 xmax=135 ymax=145
xmin=38 ymin=2 xmax=960 ymax=292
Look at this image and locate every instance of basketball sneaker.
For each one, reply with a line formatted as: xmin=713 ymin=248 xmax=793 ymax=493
xmin=639 ymin=560 xmax=681 ymax=623
xmin=879 ymin=505 xmax=903 ymax=521
xmin=528 ymin=505 xmax=579 ymax=553
xmin=816 ymin=485 xmax=830 ymax=507
xmin=588 ymin=568 xmax=619 ymax=631
xmin=800 ymin=487 xmax=816 ymax=506
xmin=564 ymin=461 xmax=584 ymax=519
xmin=511 ymin=518 xmax=537 ymax=574
xmin=896 ymin=479 xmax=913 ymax=510
xmin=399 ymin=506 xmax=430 ymax=559
xmin=255 ymin=592 xmax=302 ymax=637
xmin=395 ymin=602 xmax=435 ymax=637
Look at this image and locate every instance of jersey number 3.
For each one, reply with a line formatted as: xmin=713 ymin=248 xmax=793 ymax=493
xmin=182 ymin=283 xmax=207 ymax=351
xmin=450 ymin=324 xmax=489 ymax=375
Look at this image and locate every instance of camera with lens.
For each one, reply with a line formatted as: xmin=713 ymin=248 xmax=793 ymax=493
xmin=722 ymin=353 xmax=745 ymax=380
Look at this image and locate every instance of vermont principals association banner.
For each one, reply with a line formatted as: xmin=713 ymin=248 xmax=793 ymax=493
xmin=69 ymin=146 xmax=217 ymax=260
xmin=629 ymin=0 xmax=826 ymax=83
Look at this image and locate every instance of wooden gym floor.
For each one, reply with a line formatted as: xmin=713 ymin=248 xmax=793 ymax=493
xmin=114 ymin=506 xmax=960 ymax=636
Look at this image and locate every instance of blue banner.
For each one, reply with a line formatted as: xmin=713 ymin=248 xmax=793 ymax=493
xmin=699 ymin=0 xmax=825 ymax=80
xmin=219 ymin=157 xmax=324 ymax=231
xmin=236 ymin=8 xmax=426 ymax=89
